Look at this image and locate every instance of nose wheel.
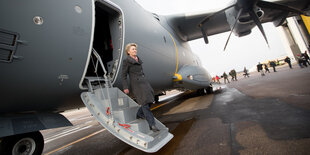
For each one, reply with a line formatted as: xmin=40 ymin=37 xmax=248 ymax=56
xmin=197 ymin=85 xmax=213 ymax=96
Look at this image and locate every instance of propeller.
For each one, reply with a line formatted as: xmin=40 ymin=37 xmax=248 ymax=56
xmin=248 ymin=0 xmax=307 ymax=49
xmin=199 ymin=4 xmax=236 ymax=44
xmin=248 ymin=8 xmax=269 ymax=48
xmin=199 ymin=0 xmax=306 ymax=51
xmin=224 ymin=0 xmax=270 ymax=51
xmin=223 ymin=8 xmax=243 ymax=51
xmin=199 ymin=4 xmax=235 ymax=26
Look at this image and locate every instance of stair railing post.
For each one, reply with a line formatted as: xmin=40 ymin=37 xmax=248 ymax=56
xmin=92 ymin=48 xmax=114 ymax=120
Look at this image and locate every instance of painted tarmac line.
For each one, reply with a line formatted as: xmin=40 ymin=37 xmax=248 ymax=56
xmin=44 ymin=129 xmax=106 ymax=155
xmin=69 ymin=115 xmax=93 ymax=121
xmin=44 ymin=125 xmax=93 ymax=143
xmin=158 ymin=92 xmax=183 ymax=102
xmin=44 ymin=126 xmax=81 ymax=142
xmin=151 ymin=96 xmax=180 ymax=111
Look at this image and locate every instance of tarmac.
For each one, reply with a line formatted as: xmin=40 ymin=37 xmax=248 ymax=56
xmin=43 ymin=63 xmax=310 ymax=155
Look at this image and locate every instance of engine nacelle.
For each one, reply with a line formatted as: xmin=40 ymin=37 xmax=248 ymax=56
xmin=225 ymin=6 xmax=264 ymax=37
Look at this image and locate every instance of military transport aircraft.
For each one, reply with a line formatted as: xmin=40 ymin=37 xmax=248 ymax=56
xmin=0 ymin=0 xmax=309 ymax=154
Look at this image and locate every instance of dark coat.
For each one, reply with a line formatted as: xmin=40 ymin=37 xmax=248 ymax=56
xmin=257 ymin=64 xmax=263 ymax=72
xmin=270 ymin=61 xmax=276 ymax=67
xmin=284 ymin=57 xmax=291 ymax=63
xmin=304 ymin=53 xmax=309 ymax=59
xmin=121 ymin=56 xmax=154 ymax=105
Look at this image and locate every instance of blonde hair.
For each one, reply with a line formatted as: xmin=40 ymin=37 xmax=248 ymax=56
xmin=125 ymin=43 xmax=137 ymax=55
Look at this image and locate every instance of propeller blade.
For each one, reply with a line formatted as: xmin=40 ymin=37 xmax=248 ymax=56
xmin=199 ymin=4 xmax=235 ymax=26
xmin=248 ymin=9 xmax=270 ymax=48
xmin=223 ymin=8 xmax=243 ymax=51
xmin=199 ymin=3 xmax=236 ymax=45
xmin=257 ymin=1 xmax=305 ymax=15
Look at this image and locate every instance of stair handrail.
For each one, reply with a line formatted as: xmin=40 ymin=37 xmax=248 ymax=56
xmin=91 ymin=48 xmax=113 ymax=120
xmin=92 ymin=48 xmax=111 ymax=88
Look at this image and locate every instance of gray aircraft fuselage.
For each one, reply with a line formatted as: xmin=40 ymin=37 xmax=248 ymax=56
xmin=0 ymin=0 xmax=211 ymax=115
xmin=1 ymin=0 xmax=310 ymax=154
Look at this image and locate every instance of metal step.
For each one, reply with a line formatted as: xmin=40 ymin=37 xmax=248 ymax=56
xmin=129 ymin=118 xmax=150 ymax=134
xmin=114 ymin=106 xmax=139 ymax=124
xmin=81 ymin=87 xmax=173 ymax=153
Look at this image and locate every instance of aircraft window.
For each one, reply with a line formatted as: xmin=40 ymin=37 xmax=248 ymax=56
xmin=152 ymin=13 xmax=160 ymax=21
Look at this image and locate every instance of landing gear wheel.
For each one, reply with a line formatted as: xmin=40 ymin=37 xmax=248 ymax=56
xmin=197 ymin=88 xmax=207 ymax=95
xmin=203 ymin=88 xmax=207 ymax=95
xmin=206 ymin=86 xmax=213 ymax=94
xmin=0 ymin=131 xmax=44 ymax=155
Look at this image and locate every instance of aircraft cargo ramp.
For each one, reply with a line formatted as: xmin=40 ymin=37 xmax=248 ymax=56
xmin=81 ymin=87 xmax=173 ymax=153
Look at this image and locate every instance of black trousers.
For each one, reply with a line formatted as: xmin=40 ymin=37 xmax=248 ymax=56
xmin=136 ymin=103 xmax=155 ymax=127
xmin=288 ymin=62 xmax=292 ymax=68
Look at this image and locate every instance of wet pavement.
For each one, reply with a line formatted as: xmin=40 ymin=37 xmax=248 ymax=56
xmin=43 ymin=64 xmax=310 ymax=155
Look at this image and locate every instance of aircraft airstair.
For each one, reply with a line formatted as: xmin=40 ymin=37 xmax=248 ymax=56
xmin=80 ymin=49 xmax=173 ymax=152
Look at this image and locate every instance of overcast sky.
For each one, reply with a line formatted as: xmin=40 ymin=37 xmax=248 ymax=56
xmin=135 ymin=0 xmax=288 ymax=76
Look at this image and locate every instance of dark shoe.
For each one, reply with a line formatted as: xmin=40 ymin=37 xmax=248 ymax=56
xmin=136 ymin=115 xmax=145 ymax=119
xmin=150 ymin=125 xmax=160 ymax=132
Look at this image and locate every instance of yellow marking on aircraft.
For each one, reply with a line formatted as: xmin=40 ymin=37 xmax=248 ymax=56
xmin=167 ymin=32 xmax=179 ymax=75
xmin=173 ymin=73 xmax=182 ymax=82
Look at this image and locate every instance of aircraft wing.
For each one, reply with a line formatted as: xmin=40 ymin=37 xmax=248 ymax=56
xmin=165 ymin=0 xmax=310 ymax=42
xmin=166 ymin=10 xmax=230 ymax=41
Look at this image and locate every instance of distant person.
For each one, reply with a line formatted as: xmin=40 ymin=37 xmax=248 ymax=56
xmin=232 ymin=69 xmax=237 ymax=81
xmin=223 ymin=72 xmax=230 ymax=84
xmin=264 ymin=64 xmax=270 ymax=73
xmin=269 ymin=61 xmax=277 ymax=72
xmin=284 ymin=56 xmax=292 ymax=69
xmin=243 ymin=67 xmax=250 ymax=77
xmin=302 ymin=51 xmax=310 ymax=65
xmin=212 ymin=77 xmax=216 ymax=83
xmin=297 ymin=54 xmax=304 ymax=68
xmin=229 ymin=70 xmax=235 ymax=81
xmin=297 ymin=54 xmax=308 ymax=68
xmin=257 ymin=62 xmax=265 ymax=76
xmin=216 ymin=75 xmax=220 ymax=84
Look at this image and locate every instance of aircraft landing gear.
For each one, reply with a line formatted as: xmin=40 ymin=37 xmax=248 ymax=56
xmin=0 ymin=131 xmax=44 ymax=155
xmin=197 ymin=86 xmax=213 ymax=95
xmin=206 ymin=85 xmax=213 ymax=94
xmin=197 ymin=88 xmax=206 ymax=95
